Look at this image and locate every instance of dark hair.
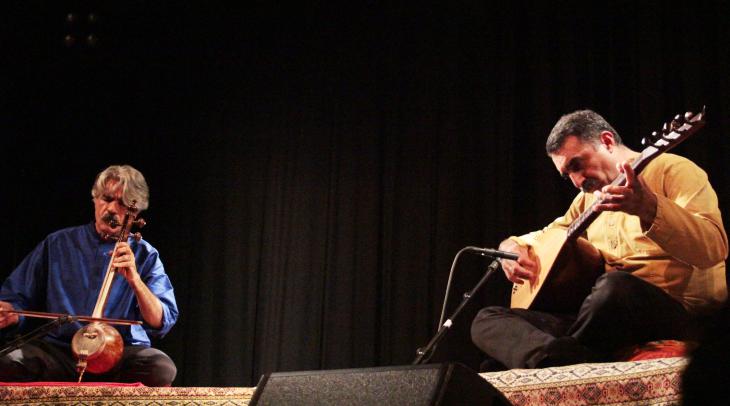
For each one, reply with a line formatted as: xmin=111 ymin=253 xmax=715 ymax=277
xmin=546 ymin=109 xmax=622 ymax=154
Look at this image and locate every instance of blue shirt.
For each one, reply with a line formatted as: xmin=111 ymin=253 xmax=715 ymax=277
xmin=0 ymin=223 xmax=178 ymax=347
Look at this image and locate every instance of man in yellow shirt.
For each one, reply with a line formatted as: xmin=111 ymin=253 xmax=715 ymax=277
xmin=471 ymin=110 xmax=727 ymax=369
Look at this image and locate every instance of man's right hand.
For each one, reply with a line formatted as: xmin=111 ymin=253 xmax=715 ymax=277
xmin=0 ymin=301 xmax=19 ymax=329
xmin=498 ymin=240 xmax=539 ymax=286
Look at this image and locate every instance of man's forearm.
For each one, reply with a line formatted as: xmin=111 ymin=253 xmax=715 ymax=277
xmin=129 ymin=279 xmax=164 ymax=329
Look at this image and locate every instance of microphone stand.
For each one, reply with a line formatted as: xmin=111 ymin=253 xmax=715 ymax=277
xmin=0 ymin=315 xmax=76 ymax=356
xmin=413 ymin=258 xmax=502 ymax=365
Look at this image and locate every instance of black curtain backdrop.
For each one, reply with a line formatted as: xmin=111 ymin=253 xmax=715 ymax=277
xmin=1 ymin=2 xmax=729 ymax=386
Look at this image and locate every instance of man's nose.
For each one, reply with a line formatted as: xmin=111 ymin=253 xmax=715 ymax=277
xmin=108 ymin=202 xmax=124 ymax=213
xmin=570 ymin=173 xmax=584 ymax=189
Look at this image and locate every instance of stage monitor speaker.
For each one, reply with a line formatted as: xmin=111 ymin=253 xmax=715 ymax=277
xmin=249 ymin=362 xmax=509 ymax=405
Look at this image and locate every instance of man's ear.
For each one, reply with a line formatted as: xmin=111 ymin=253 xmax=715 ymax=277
xmin=599 ymin=131 xmax=617 ymax=152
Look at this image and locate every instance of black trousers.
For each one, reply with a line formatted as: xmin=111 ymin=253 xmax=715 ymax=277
xmin=471 ymin=271 xmax=692 ymax=369
xmin=0 ymin=340 xmax=177 ymax=386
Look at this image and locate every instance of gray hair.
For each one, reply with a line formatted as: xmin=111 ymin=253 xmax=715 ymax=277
xmin=546 ymin=109 xmax=622 ymax=154
xmin=91 ymin=165 xmax=149 ymax=211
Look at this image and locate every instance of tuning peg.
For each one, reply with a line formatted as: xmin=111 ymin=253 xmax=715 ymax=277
xmin=661 ymin=122 xmax=671 ymax=135
xmin=133 ymin=218 xmax=146 ymax=228
xmin=131 ymin=232 xmax=143 ymax=242
xmin=642 ymin=130 xmax=661 ymax=146
xmin=669 ymin=114 xmax=684 ymax=131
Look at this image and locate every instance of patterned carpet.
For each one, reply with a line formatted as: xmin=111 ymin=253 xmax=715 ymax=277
xmin=0 ymin=384 xmax=256 ymax=406
xmin=481 ymin=357 xmax=687 ymax=406
xmin=0 ymin=357 xmax=686 ymax=405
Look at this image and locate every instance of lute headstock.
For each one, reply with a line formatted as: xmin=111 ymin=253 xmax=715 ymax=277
xmin=640 ymin=107 xmax=705 ymax=152
xmin=632 ymin=107 xmax=706 ymax=175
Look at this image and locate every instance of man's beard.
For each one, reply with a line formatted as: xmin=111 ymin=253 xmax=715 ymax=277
xmin=581 ymin=179 xmax=600 ymax=193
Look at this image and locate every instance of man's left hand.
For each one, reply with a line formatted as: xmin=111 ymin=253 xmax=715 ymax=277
xmin=112 ymin=242 xmax=141 ymax=284
xmin=593 ymin=161 xmax=658 ymax=229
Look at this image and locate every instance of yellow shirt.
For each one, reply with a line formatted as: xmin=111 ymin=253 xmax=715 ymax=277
xmin=513 ymin=153 xmax=728 ymax=314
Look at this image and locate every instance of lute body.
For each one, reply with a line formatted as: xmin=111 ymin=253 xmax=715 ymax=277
xmin=509 ymin=228 xmax=604 ymax=312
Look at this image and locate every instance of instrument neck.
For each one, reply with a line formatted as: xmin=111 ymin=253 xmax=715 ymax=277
xmin=91 ymin=239 xmax=125 ymax=319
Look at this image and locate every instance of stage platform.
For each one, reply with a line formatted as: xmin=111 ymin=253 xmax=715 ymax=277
xmin=0 ymin=382 xmax=256 ymax=406
xmin=1 ymin=357 xmax=686 ymax=405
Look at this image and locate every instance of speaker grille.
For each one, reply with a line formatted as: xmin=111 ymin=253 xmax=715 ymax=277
xmin=251 ymin=363 xmax=507 ymax=405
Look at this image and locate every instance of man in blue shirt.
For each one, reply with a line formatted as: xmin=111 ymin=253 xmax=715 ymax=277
xmin=0 ymin=165 xmax=179 ymax=386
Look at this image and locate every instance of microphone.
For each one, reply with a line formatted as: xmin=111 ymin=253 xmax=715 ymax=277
xmin=463 ymin=246 xmax=519 ymax=261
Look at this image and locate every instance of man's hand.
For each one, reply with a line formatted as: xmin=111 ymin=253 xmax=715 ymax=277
xmin=498 ymin=240 xmax=539 ymax=286
xmin=593 ymin=161 xmax=658 ymax=229
xmin=112 ymin=242 xmax=141 ymax=285
xmin=0 ymin=300 xmax=19 ymax=329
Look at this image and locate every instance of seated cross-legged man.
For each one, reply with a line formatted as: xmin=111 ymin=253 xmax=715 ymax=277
xmin=471 ymin=110 xmax=727 ymax=370
xmin=0 ymin=165 xmax=178 ymax=386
